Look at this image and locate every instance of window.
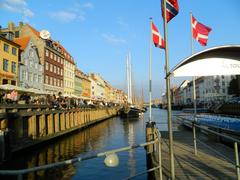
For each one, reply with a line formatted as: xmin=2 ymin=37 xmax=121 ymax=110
xmin=50 ymin=64 xmax=52 ymax=72
xmin=45 ymin=75 xmax=48 ymax=84
xmin=45 ymin=49 xmax=49 ymax=57
xmin=29 ymin=49 xmax=34 ymax=58
xmin=4 ymin=44 xmax=9 ymax=52
xmin=22 ymin=70 xmax=26 ymax=81
xmin=29 ymin=59 xmax=33 ymax=67
xmin=50 ymin=77 xmax=53 ymax=85
xmin=2 ymin=79 xmax=8 ymax=84
xmin=38 ymin=75 xmax=42 ymax=83
xmin=11 ymin=62 xmax=16 ymax=74
xmin=45 ymin=62 xmax=49 ymax=70
xmin=54 ymin=65 xmax=56 ymax=73
xmin=54 ymin=78 xmax=56 ymax=86
xmin=33 ymin=74 xmax=37 ymax=82
xmin=28 ymin=72 xmax=33 ymax=82
xmin=54 ymin=54 xmax=56 ymax=61
xmin=25 ymin=71 xmax=28 ymax=80
xmin=15 ymin=31 xmax=19 ymax=38
xmin=11 ymin=80 xmax=16 ymax=85
xmin=12 ymin=47 xmax=17 ymax=55
xmin=3 ymin=59 xmax=8 ymax=72
xmin=50 ymin=52 xmax=53 ymax=59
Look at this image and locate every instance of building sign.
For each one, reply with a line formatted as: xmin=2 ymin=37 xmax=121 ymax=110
xmin=171 ymin=45 xmax=240 ymax=77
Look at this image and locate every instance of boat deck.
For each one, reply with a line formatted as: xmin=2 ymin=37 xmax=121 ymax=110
xmin=160 ymin=124 xmax=237 ymax=179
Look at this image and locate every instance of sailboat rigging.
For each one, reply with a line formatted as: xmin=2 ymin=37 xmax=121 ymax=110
xmin=120 ymin=52 xmax=143 ymax=118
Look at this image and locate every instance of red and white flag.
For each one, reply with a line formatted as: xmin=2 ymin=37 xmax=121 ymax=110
xmin=152 ymin=22 xmax=165 ymax=49
xmin=192 ymin=15 xmax=212 ymax=46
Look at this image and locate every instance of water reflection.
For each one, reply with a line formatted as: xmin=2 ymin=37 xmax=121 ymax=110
xmin=0 ymin=109 xmax=177 ymax=180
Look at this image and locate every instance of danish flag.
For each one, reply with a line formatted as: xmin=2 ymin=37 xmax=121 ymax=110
xmin=162 ymin=0 xmax=179 ymax=22
xmin=192 ymin=15 xmax=212 ymax=46
xmin=152 ymin=22 xmax=165 ymax=49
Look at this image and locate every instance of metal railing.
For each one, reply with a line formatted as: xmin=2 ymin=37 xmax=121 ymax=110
xmin=178 ymin=116 xmax=240 ymax=180
xmin=0 ymin=128 xmax=163 ymax=180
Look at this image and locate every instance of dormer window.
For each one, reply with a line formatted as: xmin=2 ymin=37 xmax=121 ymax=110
xmin=29 ymin=49 xmax=34 ymax=58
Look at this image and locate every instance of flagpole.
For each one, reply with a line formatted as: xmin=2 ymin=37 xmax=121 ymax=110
xmin=190 ymin=11 xmax=198 ymax=156
xmin=163 ymin=0 xmax=175 ymax=179
xmin=149 ymin=17 xmax=153 ymax=122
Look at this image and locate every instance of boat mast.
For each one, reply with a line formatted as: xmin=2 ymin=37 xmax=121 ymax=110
xmin=127 ymin=54 xmax=130 ymax=104
xmin=129 ymin=52 xmax=133 ymax=105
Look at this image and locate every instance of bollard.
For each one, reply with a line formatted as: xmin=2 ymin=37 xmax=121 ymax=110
xmin=234 ymin=142 xmax=240 ymax=180
xmin=0 ymin=129 xmax=11 ymax=162
xmin=146 ymin=122 xmax=156 ymax=153
xmin=158 ymin=132 xmax=163 ymax=180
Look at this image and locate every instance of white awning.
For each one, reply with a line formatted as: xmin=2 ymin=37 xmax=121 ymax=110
xmin=170 ymin=45 xmax=240 ymax=77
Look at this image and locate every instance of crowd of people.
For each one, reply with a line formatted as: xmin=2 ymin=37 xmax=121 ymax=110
xmin=0 ymin=91 xmax=118 ymax=109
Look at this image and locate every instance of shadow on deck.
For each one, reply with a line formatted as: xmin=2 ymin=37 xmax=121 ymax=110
xmin=160 ymin=124 xmax=236 ymax=179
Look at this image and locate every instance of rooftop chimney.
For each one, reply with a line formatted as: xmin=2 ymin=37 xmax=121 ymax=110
xmin=8 ymin=21 xmax=15 ymax=32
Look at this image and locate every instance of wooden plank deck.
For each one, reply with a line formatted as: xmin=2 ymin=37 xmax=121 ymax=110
xmin=160 ymin=124 xmax=237 ymax=179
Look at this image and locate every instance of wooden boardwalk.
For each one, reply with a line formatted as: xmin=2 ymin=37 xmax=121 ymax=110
xmin=160 ymin=124 xmax=237 ymax=179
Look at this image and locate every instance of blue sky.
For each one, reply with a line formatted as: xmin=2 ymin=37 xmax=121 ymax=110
xmin=1 ymin=0 xmax=240 ymax=100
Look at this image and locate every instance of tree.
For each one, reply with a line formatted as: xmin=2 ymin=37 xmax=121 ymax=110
xmin=228 ymin=75 xmax=240 ymax=96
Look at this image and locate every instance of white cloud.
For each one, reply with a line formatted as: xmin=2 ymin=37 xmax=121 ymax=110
xmin=102 ymin=33 xmax=127 ymax=44
xmin=6 ymin=0 xmax=26 ymax=6
xmin=50 ymin=11 xmax=77 ymax=22
xmin=77 ymin=15 xmax=86 ymax=22
xmin=50 ymin=2 xmax=93 ymax=23
xmin=0 ymin=0 xmax=34 ymax=17
xmin=117 ymin=18 xmax=129 ymax=28
xmin=23 ymin=8 xmax=34 ymax=17
xmin=81 ymin=2 xmax=94 ymax=9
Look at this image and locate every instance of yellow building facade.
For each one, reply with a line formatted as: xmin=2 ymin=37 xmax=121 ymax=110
xmin=0 ymin=35 xmax=19 ymax=85
xmin=81 ymin=73 xmax=91 ymax=99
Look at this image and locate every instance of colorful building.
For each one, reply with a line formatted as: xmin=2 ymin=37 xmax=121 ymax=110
xmin=2 ymin=22 xmax=64 ymax=94
xmin=89 ymin=73 xmax=105 ymax=101
xmin=61 ymin=46 xmax=75 ymax=96
xmin=14 ymin=37 xmax=43 ymax=90
xmin=74 ymin=68 xmax=91 ymax=99
xmin=74 ymin=68 xmax=82 ymax=97
xmin=0 ymin=33 xmax=19 ymax=85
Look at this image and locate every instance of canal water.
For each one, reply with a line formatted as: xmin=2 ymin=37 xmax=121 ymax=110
xmin=0 ymin=109 xmax=180 ymax=180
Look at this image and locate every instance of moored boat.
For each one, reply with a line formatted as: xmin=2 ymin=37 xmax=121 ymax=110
xmin=120 ymin=105 xmax=142 ymax=118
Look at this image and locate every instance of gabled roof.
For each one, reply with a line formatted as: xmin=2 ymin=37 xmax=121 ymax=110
xmin=14 ymin=36 xmax=31 ymax=50
xmin=54 ymin=41 xmax=75 ymax=65
xmin=26 ymin=24 xmax=40 ymax=37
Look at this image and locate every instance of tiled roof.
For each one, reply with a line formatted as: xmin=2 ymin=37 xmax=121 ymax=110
xmin=53 ymin=41 xmax=75 ymax=65
xmin=25 ymin=24 xmax=75 ymax=65
xmin=14 ymin=36 xmax=30 ymax=50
